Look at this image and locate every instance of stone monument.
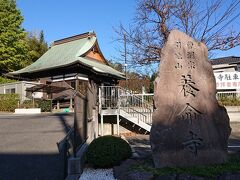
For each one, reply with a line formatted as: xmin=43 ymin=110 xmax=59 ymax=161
xmin=150 ymin=30 xmax=231 ymax=168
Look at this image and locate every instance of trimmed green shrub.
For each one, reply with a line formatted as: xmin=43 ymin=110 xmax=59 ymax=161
xmin=21 ymin=99 xmax=51 ymax=112
xmin=218 ymin=96 xmax=240 ymax=106
xmin=0 ymin=94 xmax=19 ymax=112
xmin=86 ymin=135 xmax=132 ymax=168
xmin=20 ymin=100 xmax=33 ymax=109
xmin=36 ymin=100 xmax=51 ymax=112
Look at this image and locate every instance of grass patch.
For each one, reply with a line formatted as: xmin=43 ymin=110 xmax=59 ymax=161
xmin=129 ymin=154 xmax=240 ymax=178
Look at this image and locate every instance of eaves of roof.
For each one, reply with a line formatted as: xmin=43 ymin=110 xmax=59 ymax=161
xmin=210 ymin=56 xmax=240 ymax=65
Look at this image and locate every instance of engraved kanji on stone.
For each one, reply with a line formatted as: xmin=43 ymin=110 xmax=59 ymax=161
xmin=187 ymin=41 xmax=194 ymax=49
xmin=176 ymin=41 xmax=182 ymax=49
xmin=175 ymin=62 xmax=183 ymax=69
xmin=177 ymin=103 xmax=202 ymax=124
xmin=188 ymin=61 xmax=196 ymax=69
xmin=175 ymin=52 xmax=183 ymax=59
xmin=187 ymin=51 xmax=195 ymax=59
xmin=182 ymin=131 xmax=203 ymax=156
xmin=180 ymin=74 xmax=199 ymax=97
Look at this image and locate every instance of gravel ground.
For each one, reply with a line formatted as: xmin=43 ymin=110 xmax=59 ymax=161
xmin=79 ymin=168 xmax=115 ymax=180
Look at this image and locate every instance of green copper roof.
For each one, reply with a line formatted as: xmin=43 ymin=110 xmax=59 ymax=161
xmin=79 ymin=57 xmax=125 ymax=78
xmin=9 ymin=33 xmax=124 ymax=79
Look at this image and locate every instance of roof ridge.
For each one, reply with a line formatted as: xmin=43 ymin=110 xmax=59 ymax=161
xmin=53 ymin=31 xmax=96 ymax=46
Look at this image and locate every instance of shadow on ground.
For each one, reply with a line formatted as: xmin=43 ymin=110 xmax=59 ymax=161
xmin=0 ymin=113 xmax=74 ymax=180
xmin=0 ymin=153 xmax=64 ymax=180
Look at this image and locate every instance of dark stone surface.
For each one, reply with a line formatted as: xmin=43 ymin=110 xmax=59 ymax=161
xmin=127 ymin=171 xmax=154 ymax=180
xmin=113 ymin=159 xmax=138 ymax=180
xmin=217 ymin=173 xmax=240 ymax=180
xmin=177 ymin=174 xmax=209 ymax=180
xmin=154 ymin=174 xmax=177 ymax=180
xmin=150 ymin=30 xmax=231 ymax=168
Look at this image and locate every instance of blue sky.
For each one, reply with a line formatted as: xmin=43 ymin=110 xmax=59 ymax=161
xmin=17 ymin=0 xmax=136 ymax=62
xmin=17 ymin=0 xmax=240 ymax=63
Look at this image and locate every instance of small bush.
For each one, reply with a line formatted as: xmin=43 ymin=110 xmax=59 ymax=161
xmin=86 ymin=135 xmax=132 ymax=168
xmin=21 ymin=99 xmax=51 ymax=112
xmin=0 ymin=94 xmax=19 ymax=112
xmin=36 ymin=100 xmax=51 ymax=112
xmin=20 ymin=100 xmax=33 ymax=109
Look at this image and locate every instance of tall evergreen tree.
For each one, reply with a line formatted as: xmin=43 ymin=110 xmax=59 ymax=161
xmin=26 ymin=30 xmax=48 ymax=63
xmin=0 ymin=0 xmax=28 ymax=74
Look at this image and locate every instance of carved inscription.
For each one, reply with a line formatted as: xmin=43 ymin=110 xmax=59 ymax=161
xmin=182 ymin=131 xmax=203 ymax=156
xmin=175 ymin=52 xmax=183 ymax=59
xmin=179 ymin=74 xmax=199 ymax=97
xmin=174 ymin=40 xmax=196 ymax=70
xmin=188 ymin=61 xmax=196 ymax=69
xmin=174 ymin=41 xmax=183 ymax=68
xmin=177 ymin=103 xmax=202 ymax=124
xmin=173 ymin=39 xmax=205 ymax=156
xmin=175 ymin=62 xmax=182 ymax=69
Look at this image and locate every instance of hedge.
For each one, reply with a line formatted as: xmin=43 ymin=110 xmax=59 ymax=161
xmin=0 ymin=94 xmax=19 ymax=112
xmin=218 ymin=97 xmax=240 ymax=106
xmin=86 ymin=135 xmax=132 ymax=168
xmin=21 ymin=99 xmax=51 ymax=112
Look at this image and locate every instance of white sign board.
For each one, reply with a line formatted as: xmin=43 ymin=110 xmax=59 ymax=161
xmin=214 ymin=72 xmax=240 ymax=90
xmin=32 ymin=92 xmax=43 ymax=99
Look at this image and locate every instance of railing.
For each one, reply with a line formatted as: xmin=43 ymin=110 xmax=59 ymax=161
xmin=99 ymin=86 xmax=154 ymax=125
xmin=100 ymin=86 xmax=119 ymax=109
xmin=216 ymin=91 xmax=240 ymax=100
xmin=134 ymin=93 xmax=154 ymax=105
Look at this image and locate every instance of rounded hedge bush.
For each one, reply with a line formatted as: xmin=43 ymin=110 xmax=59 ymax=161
xmin=86 ymin=135 xmax=132 ymax=168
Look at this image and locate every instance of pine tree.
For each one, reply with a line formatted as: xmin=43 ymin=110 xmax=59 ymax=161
xmin=0 ymin=0 xmax=28 ymax=74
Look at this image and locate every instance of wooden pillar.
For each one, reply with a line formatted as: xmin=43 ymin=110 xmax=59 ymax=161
xmin=73 ymin=78 xmax=79 ymax=157
xmin=73 ymin=94 xmax=78 ymax=157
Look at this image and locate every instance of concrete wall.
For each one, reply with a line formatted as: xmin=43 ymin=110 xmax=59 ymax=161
xmin=98 ymin=123 xmax=132 ymax=136
xmin=226 ymin=106 xmax=240 ymax=122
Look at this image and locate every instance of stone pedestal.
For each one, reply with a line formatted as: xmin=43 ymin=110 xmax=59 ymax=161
xmin=150 ymin=30 xmax=231 ymax=168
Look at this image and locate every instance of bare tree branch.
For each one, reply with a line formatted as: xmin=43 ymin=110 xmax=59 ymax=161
xmin=114 ymin=0 xmax=240 ymax=71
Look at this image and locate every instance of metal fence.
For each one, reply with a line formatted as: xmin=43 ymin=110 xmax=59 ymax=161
xmin=216 ymin=91 xmax=240 ymax=100
xmin=99 ymin=86 xmax=154 ymax=125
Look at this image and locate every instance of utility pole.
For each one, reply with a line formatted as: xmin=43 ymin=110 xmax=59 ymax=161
xmin=124 ymin=33 xmax=127 ymax=89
